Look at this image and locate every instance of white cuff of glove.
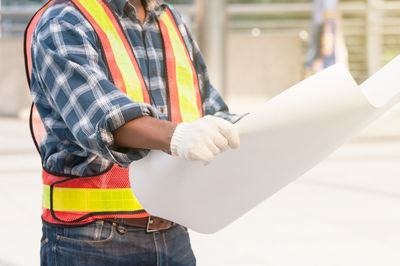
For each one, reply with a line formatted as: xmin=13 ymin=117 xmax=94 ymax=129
xmin=170 ymin=123 xmax=190 ymax=157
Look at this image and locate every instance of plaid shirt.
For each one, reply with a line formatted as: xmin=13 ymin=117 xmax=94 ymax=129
xmin=30 ymin=0 xmax=238 ymax=176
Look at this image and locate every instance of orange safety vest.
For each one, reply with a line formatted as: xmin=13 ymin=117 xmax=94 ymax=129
xmin=24 ymin=0 xmax=203 ymax=225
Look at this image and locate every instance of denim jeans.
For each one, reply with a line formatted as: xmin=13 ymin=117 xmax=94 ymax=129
xmin=40 ymin=220 xmax=196 ymax=266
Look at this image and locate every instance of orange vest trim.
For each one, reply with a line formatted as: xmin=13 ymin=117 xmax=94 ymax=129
xmin=24 ymin=0 xmax=53 ymax=152
xmin=24 ymin=0 xmax=53 ymax=82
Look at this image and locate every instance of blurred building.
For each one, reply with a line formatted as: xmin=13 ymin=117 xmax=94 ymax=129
xmin=1 ymin=0 xmax=400 ymax=116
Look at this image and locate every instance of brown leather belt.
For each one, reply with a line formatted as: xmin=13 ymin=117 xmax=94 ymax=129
xmin=108 ymin=217 xmax=175 ymax=232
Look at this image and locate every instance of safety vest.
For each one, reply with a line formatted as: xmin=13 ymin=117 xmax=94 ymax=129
xmin=24 ymin=0 xmax=203 ymax=225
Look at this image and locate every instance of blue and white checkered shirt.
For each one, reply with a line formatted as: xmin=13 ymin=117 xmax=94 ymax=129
xmin=30 ymin=0 xmax=238 ymax=176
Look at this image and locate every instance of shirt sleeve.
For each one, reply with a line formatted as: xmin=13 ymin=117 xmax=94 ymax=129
xmin=31 ymin=15 xmax=158 ymax=167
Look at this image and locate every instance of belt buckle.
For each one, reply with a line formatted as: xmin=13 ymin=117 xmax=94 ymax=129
xmin=146 ymin=216 xmax=158 ymax=233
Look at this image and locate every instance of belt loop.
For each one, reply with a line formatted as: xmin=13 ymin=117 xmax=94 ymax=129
xmin=94 ymin=220 xmax=104 ymax=240
xmin=146 ymin=216 xmax=158 ymax=233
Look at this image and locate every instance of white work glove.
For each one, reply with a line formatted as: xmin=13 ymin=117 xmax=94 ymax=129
xmin=170 ymin=115 xmax=240 ymax=164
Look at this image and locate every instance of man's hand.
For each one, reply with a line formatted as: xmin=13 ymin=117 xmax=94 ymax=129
xmin=170 ymin=115 xmax=240 ymax=164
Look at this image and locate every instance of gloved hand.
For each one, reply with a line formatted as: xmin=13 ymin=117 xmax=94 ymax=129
xmin=170 ymin=115 xmax=240 ymax=164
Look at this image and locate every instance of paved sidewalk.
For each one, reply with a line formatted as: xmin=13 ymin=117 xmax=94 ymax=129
xmin=0 ymin=118 xmax=42 ymax=266
xmin=0 ymin=104 xmax=399 ymax=265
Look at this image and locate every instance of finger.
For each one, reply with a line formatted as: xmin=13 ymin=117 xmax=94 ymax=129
xmin=187 ymin=145 xmax=215 ymax=164
xmin=196 ymin=146 xmax=215 ymax=164
xmin=218 ymin=123 xmax=240 ymax=149
xmin=212 ymin=132 xmax=229 ymax=152
xmin=206 ymin=140 xmax=221 ymax=156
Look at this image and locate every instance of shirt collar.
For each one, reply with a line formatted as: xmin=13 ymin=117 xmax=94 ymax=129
xmin=107 ymin=0 xmax=166 ymax=17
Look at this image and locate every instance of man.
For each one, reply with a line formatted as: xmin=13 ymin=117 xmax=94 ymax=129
xmin=25 ymin=0 xmax=240 ymax=265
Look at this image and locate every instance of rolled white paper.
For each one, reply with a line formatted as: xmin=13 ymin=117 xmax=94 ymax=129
xmin=130 ymin=56 xmax=400 ymax=234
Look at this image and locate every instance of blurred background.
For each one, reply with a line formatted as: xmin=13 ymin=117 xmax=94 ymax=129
xmin=4 ymin=0 xmax=400 ymax=116
xmin=1 ymin=0 xmax=400 ymax=265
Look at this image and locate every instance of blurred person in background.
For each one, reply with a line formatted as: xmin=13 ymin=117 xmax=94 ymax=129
xmin=305 ymin=0 xmax=348 ymax=77
xmin=25 ymin=0 xmax=240 ymax=265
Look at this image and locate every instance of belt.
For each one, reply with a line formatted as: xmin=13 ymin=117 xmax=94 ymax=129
xmin=107 ymin=216 xmax=175 ymax=233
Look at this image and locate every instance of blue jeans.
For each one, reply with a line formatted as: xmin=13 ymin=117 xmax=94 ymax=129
xmin=40 ymin=220 xmax=196 ymax=266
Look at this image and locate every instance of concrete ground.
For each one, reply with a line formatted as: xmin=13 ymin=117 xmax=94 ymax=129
xmin=1 ymin=103 xmax=400 ymax=266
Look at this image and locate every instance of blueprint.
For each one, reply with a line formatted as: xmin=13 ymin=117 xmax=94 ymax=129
xmin=129 ymin=56 xmax=400 ymax=234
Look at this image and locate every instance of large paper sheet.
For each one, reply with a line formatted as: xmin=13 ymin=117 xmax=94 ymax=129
xmin=130 ymin=56 xmax=400 ymax=234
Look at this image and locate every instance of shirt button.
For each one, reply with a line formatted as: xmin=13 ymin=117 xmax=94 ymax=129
xmin=152 ymin=68 xmax=157 ymax=75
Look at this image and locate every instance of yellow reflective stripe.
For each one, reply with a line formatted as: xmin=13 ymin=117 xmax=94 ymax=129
xmin=42 ymin=185 xmax=144 ymax=212
xmin=161 ymin=12 xmax=201 ymax=123
xmin=77 ymin=0 xmax=144 ymax=102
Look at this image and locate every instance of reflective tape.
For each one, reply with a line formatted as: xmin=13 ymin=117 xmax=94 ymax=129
xmin=159 ymin=9 xmax=203 ymax=123
xmin=42 ymin=185 xmax=144 ymax=212
xmin=71 ymin=0 xmax=150 ymax=103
